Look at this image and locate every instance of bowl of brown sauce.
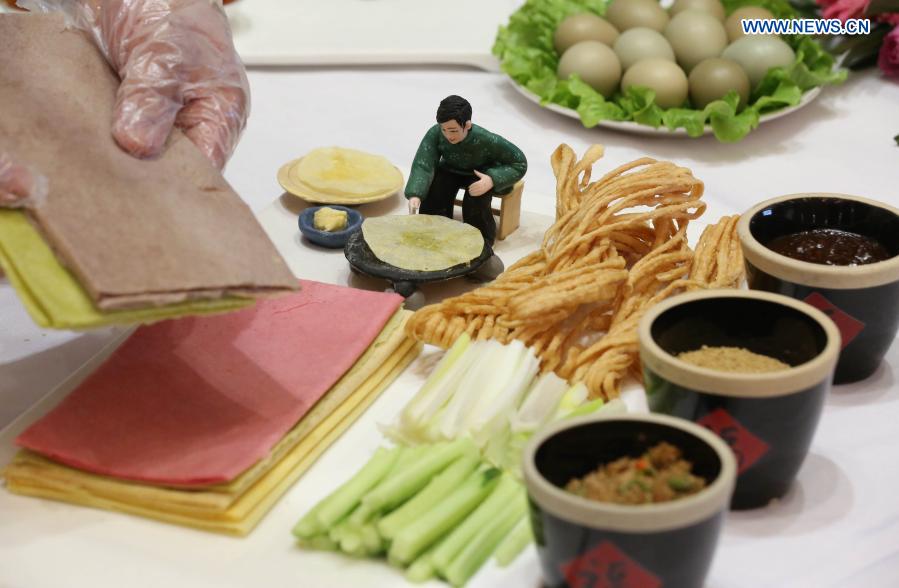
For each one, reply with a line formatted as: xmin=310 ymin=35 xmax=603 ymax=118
xmin=523 ymin=412 xmax=736 ymax=588
xmin=638 ymin=289 xmax=840 ymax=510
xmin=737 ymin=193 xmax=899 ymax=383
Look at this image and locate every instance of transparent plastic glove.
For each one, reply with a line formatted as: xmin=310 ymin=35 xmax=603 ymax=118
xmin=0 ymin=152 xmax=48 ymax=209
xmin=19 ymin=0 xmax=250 ymax=170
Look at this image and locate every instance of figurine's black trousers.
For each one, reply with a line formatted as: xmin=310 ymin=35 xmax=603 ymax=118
xmin=419 ymin=167 xmax=498 ymax=246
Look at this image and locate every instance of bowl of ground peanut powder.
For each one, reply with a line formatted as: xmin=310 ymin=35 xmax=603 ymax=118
xmin=638 ymin=289 xmax=840 ymax=509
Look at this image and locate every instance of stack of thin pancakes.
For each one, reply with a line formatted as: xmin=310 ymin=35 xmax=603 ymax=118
xmin=3 ymin=281 xmax=421 ymax=535
xmin=279 ymin=147 xmax=404 ymax=204
xmin=0 ymin=14 xmax=297 ymax=329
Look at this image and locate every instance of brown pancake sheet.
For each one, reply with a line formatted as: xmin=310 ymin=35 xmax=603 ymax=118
xmin=0 ymin=14 xmax=296 ymax=309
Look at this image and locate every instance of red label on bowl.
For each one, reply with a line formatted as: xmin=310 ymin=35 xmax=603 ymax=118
xmin=699 ymin=408 xmax=770 ymax=474
xmin=561 ymin=540 xmax=662 ymax=588
xmin=802 ymin=292 xmax=864 ymax=349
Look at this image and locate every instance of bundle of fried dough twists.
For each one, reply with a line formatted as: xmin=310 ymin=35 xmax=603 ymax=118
xmin=406 ymin=144 xmax=745 ymax=400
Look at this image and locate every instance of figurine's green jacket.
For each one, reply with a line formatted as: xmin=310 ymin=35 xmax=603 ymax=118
xmin=404 ymin=124 xmax=527 ymax=199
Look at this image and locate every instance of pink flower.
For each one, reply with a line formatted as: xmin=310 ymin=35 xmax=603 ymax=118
xmin=879 ymin=25 xmax=899 ymax=78
xmin=819 ymin=0 xmax=868 ymax=22
xmin=815 ymin=0 xmax=899 ymax=25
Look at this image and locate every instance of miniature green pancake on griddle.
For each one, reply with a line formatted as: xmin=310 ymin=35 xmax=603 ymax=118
xmin=361 ymin=215 xmax=485 ymax=272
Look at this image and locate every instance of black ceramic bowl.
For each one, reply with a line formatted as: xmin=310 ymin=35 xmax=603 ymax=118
xmin=737 ymin=193 xmax=899 ymax=383
xmin=638 ymin=289 xmax=840 ymax=510
xmin=523 ymin=413 xmax=736 ymax=588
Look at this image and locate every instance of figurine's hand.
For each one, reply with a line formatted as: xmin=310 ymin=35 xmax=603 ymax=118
xmin=408 ymin=197 xmax=421 ymax=215
xmin=20 ymin=0 xmax=249 ymax=170
xmin=0 ymin=152 xmax=48 ymax=209
xmin=468 ymin=171 xmax=494 ymax=197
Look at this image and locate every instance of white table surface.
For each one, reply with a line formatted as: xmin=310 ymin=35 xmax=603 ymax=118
xmin=2 ymin=33 xmax=899 ymax=588
xmin=224 ymin=0 xmax=518 ymax=70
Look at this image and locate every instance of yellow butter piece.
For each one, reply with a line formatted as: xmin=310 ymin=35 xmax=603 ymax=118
xmin=313 ymin=207 xmax=349 ymax=232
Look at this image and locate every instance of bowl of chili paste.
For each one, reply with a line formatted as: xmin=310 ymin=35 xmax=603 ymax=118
xmin=738 ymin=193 xmax=899 ymax=383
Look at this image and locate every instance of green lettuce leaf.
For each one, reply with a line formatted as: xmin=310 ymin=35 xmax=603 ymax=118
xmin=493 ymin=0 xmax=846 ymax=142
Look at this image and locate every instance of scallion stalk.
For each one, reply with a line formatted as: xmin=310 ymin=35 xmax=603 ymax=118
xmin=401 ymin=333 xmax=472 ymax=432
xmin=362 ymin=438 xmax=472 ymax=515
xmin=388 ymin=466 xmax=502 ymax=565
xmin=430 ymin=473 xmax=520 ymax=574
xmin=493 ymin=516 xmax=533 ymax=567
xmin=292 ymin=446 xmax=400 ymax=538
xmin=377 ymin=448 xmax=480 ymax=540
xmin=443 ymin=492 xmax=527 ymax=586
xmin=405 ymin=548 xmax=438 ymax=583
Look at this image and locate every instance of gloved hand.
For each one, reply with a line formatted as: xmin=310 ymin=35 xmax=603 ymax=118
xmin=0 ymin=152 xmax=47 ymax=208
xmin=19 ymin=0 xmax=250 ymax=170
xmin=0 ymin=152 xmax=47 ymax=279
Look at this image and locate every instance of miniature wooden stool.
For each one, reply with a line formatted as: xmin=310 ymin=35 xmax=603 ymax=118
xmin=454 ymin=180 xmax=524 ymax=241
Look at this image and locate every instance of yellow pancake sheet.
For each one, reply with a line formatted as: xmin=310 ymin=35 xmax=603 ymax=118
xmin=277 ymin=147 xmax=404 ymax=205
xmin=361 ymin=214 xmax=485 ymax=272
xmin=7 ymin=309 xmax=415 ymax=513
xmin=0 ymin=210 xmax=252 ymax=330
xmin=4 ymin=330 xmax=420 ymax=535
xmin=297 ymin=147 xmax=403 ymax=198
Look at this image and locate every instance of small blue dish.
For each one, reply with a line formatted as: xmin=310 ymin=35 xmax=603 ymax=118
xmin=298 ymin=205 xmax=363 ymax=249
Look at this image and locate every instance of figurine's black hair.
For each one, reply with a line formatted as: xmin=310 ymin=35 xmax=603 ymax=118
xmin=436 ymin=95 xmax=472 ymax=127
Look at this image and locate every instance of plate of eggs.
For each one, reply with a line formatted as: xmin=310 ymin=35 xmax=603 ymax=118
xmin=495 ymin=0 xmax=841 ymax=140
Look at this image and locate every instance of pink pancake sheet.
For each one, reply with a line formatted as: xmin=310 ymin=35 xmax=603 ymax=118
xmin=16 ymin=281 xmax=403 ymax=486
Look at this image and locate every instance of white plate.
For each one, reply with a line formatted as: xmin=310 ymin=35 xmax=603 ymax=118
xmin=511 ymin=81 xmax=822 ymax=138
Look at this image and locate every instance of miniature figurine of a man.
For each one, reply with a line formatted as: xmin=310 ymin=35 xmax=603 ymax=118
xmin=405 ymin=95 xmax=527 ymax=246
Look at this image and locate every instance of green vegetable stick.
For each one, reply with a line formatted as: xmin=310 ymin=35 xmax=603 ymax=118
xmin=296 ymin=535 xmax=338 ymax=551
xmin=377 ymin=450 xmax=480 ymax=540
xmin=493 ymin=516 xmax=533 ymax=567
xmin=293 ymin=446 xmax=399 ymax=537
xmin=333 ymin=521 xmax=381 ymax=558
xmin=296 ymin=454 xmax=386 ymax=539
xmin=392 ymin=443 xmax=428 ymax=471
xmin=406 ymin=549 xmax=437 ymax=583
xmin=362 ymin=438 xmax=474 ymax=515
xmin=443 ymin=493 xmax=527 ymax=587
xmin=347 ymin=503 xmax=376 ymax=527
xmin=389 ymin=466 xmax=502 ymax=566
xmin=431 ymin=474 xmax=520 ymax=574
xmin=338 ymin=530 xmax=363 ymax=556
xmin=402 ymin=333 xmax=471 ymax=429
xmin=352 ymin=443 xmax=428 ymax=524
xmin=564 ymin=397 xmax=605 ymax=419
xmin=387 ymin=551 xmax=406 ymax=569
xmin=359 ymin=523 xmax=385 ymax=556
xmin=327 ymin=518 xmax=354 ymax=545
xmin=292 ymin=510 xmax=324 ymax=540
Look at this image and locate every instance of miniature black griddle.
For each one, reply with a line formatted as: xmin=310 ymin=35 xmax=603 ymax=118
xmin=344 ymin=230 xmax=493 ymax=297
